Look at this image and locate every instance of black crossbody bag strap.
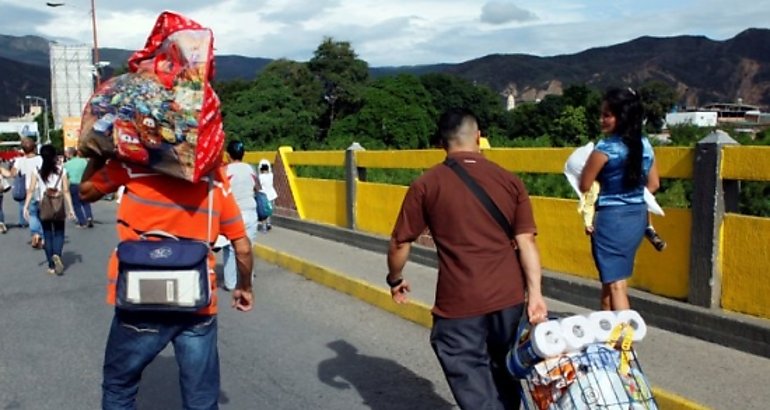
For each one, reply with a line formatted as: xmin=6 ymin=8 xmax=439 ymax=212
xmin=444 ymin=158 xmax=514 ymax=239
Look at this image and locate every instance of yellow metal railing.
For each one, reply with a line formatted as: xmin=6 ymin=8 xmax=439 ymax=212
xmin=248 ymin=144 xmax=770 ymax=319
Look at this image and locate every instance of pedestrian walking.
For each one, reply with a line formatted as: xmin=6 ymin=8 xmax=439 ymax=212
xmin=63 ymin=148 xmax=94 ymax=228
xmin=1 ymin=138 xmax=43 ymax=246
xmin=0 ymin=159 xmax=11 ymax=233
xmin=80 ymin=154 xmax=255 ymax=408
xmin=222 ymin=140 xmax=259 ymax=291
xmin=257 ymin=158 xmax=277 ymax=232
xmin=24 ymin=144 xmax=76 ymax=275
xmin=387 ymin=108 xmax=548 ymax=409
xmin=579 ymin=87 xmax=661 ymax=310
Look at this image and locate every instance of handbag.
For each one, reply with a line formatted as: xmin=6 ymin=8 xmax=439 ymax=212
xmin=115 ymin=178 xmax=214 ymax=312
xmin=39 ymin=172 xmax=66 ymax=222
xmin=12 ymin=172 xmax=26 ymax=201
xmin=256 ymin=191 xmax=273 ymax=221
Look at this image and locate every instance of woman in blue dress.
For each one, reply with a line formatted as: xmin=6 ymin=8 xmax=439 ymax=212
xmin=580 ymin=88 xmax=660 ymax=310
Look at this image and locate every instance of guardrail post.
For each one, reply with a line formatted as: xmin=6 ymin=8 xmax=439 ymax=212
xmin=688 ymin=130 xmax=739 ymax=308
xmin=345 ymin=142 xmax=366 ymax=230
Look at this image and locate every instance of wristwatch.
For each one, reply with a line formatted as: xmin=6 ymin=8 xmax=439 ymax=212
xmin=386 ymin=275 xmax=404 ymax=288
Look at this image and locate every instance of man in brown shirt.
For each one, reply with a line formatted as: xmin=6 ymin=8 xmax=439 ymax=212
xmin=387 ymin=108 xmax=548 ymax=409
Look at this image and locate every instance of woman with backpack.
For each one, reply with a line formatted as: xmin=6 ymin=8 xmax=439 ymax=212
xmin=23 ymin=145 xmax=75 ymax=276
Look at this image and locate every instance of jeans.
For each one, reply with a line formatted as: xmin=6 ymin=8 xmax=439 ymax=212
xmin=69 ymin=184 xmax=93 ymax=225
xmin=16 ymin=199 xmax=26 ymax=227
xmin=42 ymin=220 xmax=65 ymax=269
xmin=102 ymin=310 xmax=220 ymax=410
xmin=430 ymin=304 xmax=524 ymax=410
xmin=27 ymin=200 xmax=43 ymax=236
xmin=222 ymin=212 xmax=258 ymax=290
xmin=0 ymin=194 xmax=5 ymax=224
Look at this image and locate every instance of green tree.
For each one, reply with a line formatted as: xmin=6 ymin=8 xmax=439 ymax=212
xmin=552 ymin=105 xmax=589 ymax=146
xmin=261 ymin=59 xmax=325 ymax=118
xmin=220 ymin=73 xmax=318 ymax=149
xmin=420 ymin=73 xmax=506 ymax=142
xmin=328 ymin=74 xmax=435 ymax=149
xmin=639 ymin=81 xmax=678 ymax=133
xmin=504 ymin=102 xmax=547 ymax=142
xmin=562 ymin=85 xmax=602 ymax=138
xmin=308 ymin=38 xmax=370 ymax=134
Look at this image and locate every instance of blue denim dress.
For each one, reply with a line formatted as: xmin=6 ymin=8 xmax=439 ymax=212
xmin=591 ymin=136 xmax=654 ymax=283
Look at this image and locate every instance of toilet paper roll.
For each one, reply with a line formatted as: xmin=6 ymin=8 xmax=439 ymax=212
xmin=559 ymin=315 xmax=596 ymax=352
xmin=531 ymin=320 xmax=567 ymax=358
xmin=616 ymin=310 xmax=648 ymax=342
xmin=588 ymin=311 xmax=620 ymax=343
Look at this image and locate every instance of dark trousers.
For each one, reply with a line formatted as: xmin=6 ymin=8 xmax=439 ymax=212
xmin=430 ymin=303 xmax=524 ymax=410
xmin=42 ymin=220 xmax=65 ymax=269
xmin=69 ymin=184 xmax=93 ymax=225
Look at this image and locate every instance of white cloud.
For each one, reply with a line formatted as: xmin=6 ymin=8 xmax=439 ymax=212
xmin=480 ymin=1 xmax=537 ymax=25
xmin=1 ymin=0 xmax=769 ymax=66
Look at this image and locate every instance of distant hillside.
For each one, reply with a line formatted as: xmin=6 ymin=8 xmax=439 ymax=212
xmin=214 ymin=55 xmax=272 ymax=80
xmin=0 ymin=35 xmax=50 ymax=67
xmin=2 ymin=28 xmax=769 ymax=118
xmin=370 ymin=63 xmax=452 ymax=78
xmin=0 ymin=56 xmax=49 ymax=120
xmin=445 ymin=28 xmax=770 ymax=107
xmin=95 ymin=50 xmax=273 ymax=80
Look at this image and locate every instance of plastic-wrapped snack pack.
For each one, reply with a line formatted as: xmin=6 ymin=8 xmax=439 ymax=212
xmin=79 ymin=11 xmax=224 ymax=182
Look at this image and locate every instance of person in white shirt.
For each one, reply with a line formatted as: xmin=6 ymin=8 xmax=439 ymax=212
xmin=0 ymin=138 xmax=44 ymax=247
xmin=23 ymin=144 xmax=75 ymax=275
xmin=222 ymin=141 xmax=258 ymax=291
xmin=257 ymin=158 xmax=277 ymax=232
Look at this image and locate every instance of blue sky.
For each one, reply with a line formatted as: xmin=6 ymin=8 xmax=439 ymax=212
xmin=1 ymin=0 xmax=769 ymax=66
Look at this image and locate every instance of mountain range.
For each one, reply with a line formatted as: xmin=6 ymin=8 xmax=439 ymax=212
xmin=1 ymin=28 xmax=769 ymax=120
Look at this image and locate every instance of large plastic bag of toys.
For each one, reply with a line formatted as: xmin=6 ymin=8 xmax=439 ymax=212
xmin=78 ymin=11 xmax=225 ymax=182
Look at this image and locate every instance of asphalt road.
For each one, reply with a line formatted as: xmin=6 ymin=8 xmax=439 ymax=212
xmin=0 ymin=201 xmax=457 ymax=409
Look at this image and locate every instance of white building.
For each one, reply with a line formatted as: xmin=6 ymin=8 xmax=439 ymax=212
xmin=664 ymin=111 xmax=718 ymax=128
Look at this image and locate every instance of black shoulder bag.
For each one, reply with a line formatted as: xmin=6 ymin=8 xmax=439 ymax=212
xmin=443 ymin=157 xmax=513 ymax=239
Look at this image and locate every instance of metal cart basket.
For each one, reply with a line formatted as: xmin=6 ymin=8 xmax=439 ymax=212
xmin=508 ymin=316 xmax=658 ymax=410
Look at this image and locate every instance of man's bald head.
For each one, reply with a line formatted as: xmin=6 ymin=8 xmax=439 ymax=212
xmin=437 ymin=108 xmax=479 ymax=150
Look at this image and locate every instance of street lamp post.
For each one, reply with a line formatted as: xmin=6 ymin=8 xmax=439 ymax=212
xmin=25 ymin=96 xmax=50 ymax=145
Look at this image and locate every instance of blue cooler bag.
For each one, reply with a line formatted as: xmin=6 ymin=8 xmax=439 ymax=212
xmin=116 ymin=231 xmax=211 ymax=312
xmin=256 ymin=191 xmax=273 ymax=222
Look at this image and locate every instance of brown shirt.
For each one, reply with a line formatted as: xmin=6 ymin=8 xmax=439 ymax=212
xmin=392 ymin=151 xmax=537 ymax=318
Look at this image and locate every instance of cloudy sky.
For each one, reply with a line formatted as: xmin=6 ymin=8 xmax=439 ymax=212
xmin=1 ymin=0 xmax=769 ymax=66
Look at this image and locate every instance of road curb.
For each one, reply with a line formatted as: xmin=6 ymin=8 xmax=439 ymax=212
xmin=253 ymin=243 xmax=711 ymax=410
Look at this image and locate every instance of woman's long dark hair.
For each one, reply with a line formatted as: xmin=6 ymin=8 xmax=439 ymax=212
xmin=603 ymin=88 xmax=645 ymax=188
xmin=38 ymin=144 xmax=60 ymax=183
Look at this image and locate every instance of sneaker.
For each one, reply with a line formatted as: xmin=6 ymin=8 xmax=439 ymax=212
xmin=645 ymin=227 xmax=667 ymax=251
xmin=46 ymin=268 xmax=56 ymax=276
xmin=0 ymin=223 xmax=7 ymax=234
xmin=87 ymin=219 xmax=94 ymax=228
xmin=52 ymin=255 xmax=64 ymax=276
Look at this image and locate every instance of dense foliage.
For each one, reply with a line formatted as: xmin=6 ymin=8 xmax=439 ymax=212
xmin=215 ymin=39 xmax=769 ymax=217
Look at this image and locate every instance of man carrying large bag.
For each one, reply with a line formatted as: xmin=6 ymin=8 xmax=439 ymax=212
xmin=78 ymin=12 xmax=254 ymax=409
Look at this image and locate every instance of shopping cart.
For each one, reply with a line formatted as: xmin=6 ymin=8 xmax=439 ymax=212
xmin=508 ymin=313 xmax=658 ymax=410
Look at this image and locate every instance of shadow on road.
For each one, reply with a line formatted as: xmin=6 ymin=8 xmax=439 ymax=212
xmin=136 ymin=353 xmax=230 ymax=409
xmin=61 ymin=250 xmax=83 ymax=268
xmin=318 ymin=340 xmax=454 ymax=410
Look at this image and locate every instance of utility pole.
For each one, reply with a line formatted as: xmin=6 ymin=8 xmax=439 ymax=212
xmin=91 ymin=0 xmax=100 ymax=88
